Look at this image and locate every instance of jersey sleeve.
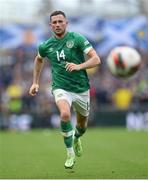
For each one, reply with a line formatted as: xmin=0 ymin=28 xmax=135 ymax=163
xmin=38 ymin=43 xmax=47 ymax=58
xmin=76 ymin=33 xmax=92 ymax=54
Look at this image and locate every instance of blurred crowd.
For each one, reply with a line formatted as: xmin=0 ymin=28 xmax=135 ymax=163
xmin=0 ymin=21 xmax=148 ymax=130
xmin=0 ymin=42 xmax=148 ymax=130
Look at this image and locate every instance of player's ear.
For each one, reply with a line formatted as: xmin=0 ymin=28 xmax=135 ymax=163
xmin=49 ymin=23 xmax=52 ymax=28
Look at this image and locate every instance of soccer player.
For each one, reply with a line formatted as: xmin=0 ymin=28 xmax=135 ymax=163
xmin=29 ymin=10 xmax=101 ymax=169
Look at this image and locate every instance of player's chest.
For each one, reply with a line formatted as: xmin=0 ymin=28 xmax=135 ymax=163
xmin=46 ymin=40 xmax=77 ymax=62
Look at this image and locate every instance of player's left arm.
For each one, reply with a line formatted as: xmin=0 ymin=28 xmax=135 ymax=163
xmin=65 ymin=48 xmax=101 ymax=72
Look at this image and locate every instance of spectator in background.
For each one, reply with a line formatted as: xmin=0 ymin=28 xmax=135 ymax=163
xmin=112 ymin=86 xmax=133 ymax=110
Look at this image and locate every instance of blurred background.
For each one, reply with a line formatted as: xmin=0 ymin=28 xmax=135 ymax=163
xmin=0 ymin=0 xmax=148 ymax=131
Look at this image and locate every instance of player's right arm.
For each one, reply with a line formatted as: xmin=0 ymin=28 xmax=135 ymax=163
xmin=29 ymin=54 xmax=45 ymax=96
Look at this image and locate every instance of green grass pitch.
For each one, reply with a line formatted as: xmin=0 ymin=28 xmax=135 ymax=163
xmin=0 ymin=128 xmax=148 ymax=179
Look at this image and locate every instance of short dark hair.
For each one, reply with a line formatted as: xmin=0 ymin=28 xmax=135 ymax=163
xmin=50 ymin=11 xmax=66 ymax=21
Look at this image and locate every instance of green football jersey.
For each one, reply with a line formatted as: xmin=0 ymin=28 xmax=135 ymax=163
xmin=38 ymin=32 xmax=92 ymax=93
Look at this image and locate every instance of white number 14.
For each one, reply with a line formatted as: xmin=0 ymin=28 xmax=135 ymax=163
xmin=56 ymin=50 xmax=66 ymax=61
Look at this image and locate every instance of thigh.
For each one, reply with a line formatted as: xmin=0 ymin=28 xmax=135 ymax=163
xmin=53 ymin=89 xmax=72 ymax=115
xmin=56 ymin=99 xmax=71 ymax=116
xmin=53 ymin=89 xmax=72 ymax=106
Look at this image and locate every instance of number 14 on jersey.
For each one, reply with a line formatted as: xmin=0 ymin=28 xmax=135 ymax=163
xmin=56 ymin=50 xmax=66 ymax=61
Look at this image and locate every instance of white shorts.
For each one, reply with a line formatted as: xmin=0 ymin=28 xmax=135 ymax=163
xmin=53 ymin=89 xmax=90 ymax=117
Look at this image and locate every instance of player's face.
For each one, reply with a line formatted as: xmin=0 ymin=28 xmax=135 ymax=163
xmin=50 ymin=15 xmax=68 ymax=37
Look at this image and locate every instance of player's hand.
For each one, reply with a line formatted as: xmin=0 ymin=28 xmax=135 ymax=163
xmin=65 ymin=62 xmax=81 ymax=72
xmin=29 ymin=84 xmax=39 ymax=96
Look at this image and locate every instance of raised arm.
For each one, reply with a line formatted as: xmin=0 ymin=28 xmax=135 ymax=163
xmin=29 ymin=55 xmax=45 ymax=96
xmin=65 ymin=48 xmax=101 ymax=72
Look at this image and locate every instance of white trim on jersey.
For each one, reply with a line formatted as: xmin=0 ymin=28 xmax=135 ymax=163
xmin=38 ymin=52 xmax=44 ymax=59
xmin=84 ymin=47 xmax=92 ymax=54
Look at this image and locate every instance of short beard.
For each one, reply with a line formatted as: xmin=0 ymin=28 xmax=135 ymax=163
xmin=54 ymin=29 xmax=66 ymax=37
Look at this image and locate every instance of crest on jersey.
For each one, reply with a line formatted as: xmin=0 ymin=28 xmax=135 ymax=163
xmin=66 ymin=40 xmax=74 ymax=48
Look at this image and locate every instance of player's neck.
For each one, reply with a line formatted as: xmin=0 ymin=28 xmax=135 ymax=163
xmin=55 ymin=31 xmax=67 ymax=39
